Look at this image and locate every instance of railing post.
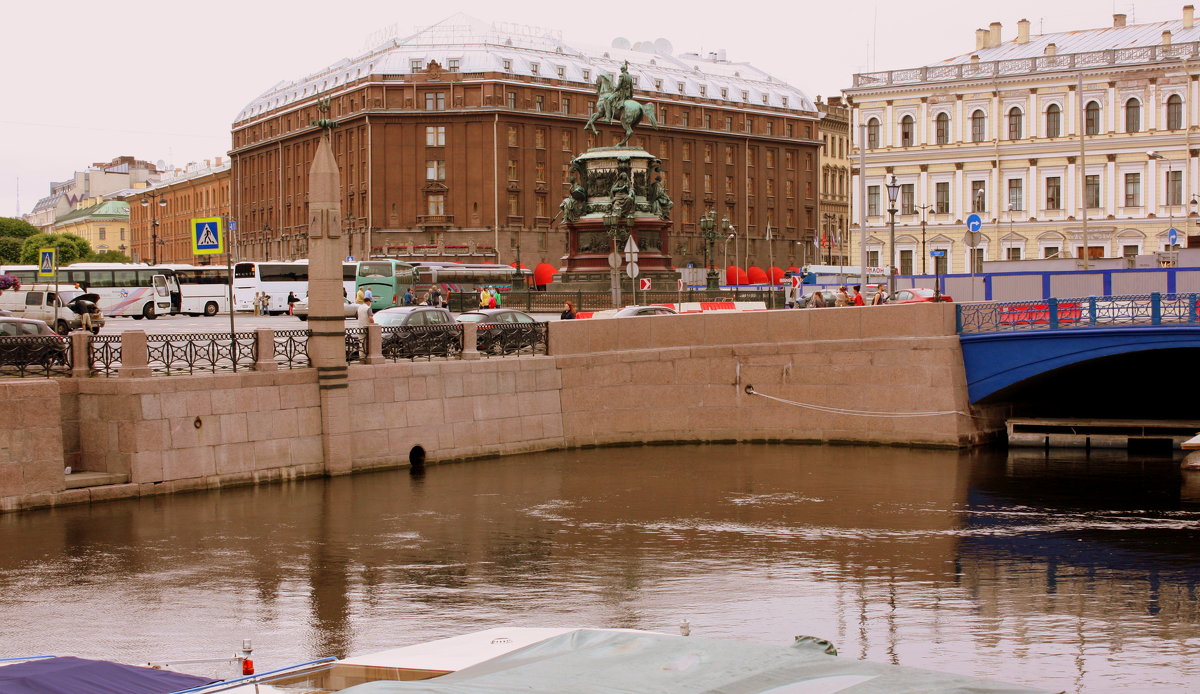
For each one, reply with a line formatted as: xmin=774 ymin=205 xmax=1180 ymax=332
xmin=1048 ymin=297 xmax=1060 ymax=330
xmin=254 ymin=328 xmax=277 ymax=371
xmin=461 ymin=323 xmax=480 ymax=360
xmin=1088 ymin=296 xmax=1098 ymax=326
xmin=120 ymin=330 xmax=151 ymax=378
xmin=69 ymin=330 xmax=91 ymax=378
xmin=365 ymin=324 xmax=383 ymax=365
xmin=1190 ymin=293 xmax=1198 ymax=324
xmin=1151 ymin=292 xmax=1162 ymax=324
xmin=955 ymin=305 xmax=963 ymax=333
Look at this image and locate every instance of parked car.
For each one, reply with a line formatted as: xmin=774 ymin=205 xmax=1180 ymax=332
xmin=0 ymin=286 xmax=105 ymax=334
xmin=612 ymin=305 xmax=677 ymax=317
xmin=0 ymin=317 xmax=67 ymax=368
xmin=887 ymin=288 xmax=954 ymax=304
xmin=457 ymin=308 xmax=542 ymax=354
xmin=375 ymin=306 xmax=458 ymax=359
xmin=293 ymin=297 xmax=359 ymax=321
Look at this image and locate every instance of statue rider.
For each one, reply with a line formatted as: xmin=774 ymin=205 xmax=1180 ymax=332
xmin=607 ymin=62 xmax=634 ymax=119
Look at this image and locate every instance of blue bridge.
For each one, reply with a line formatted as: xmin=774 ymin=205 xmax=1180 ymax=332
xmin=957 ymin=293 xmax=1200 ymax=403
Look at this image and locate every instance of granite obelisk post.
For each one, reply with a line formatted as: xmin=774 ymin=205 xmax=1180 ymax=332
xmin=307 ymin=120 xmax=353 ymax=476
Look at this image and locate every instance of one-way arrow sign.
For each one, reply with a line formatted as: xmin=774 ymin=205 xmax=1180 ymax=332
xmin=623 ymin=235 xmax=639 ymax=264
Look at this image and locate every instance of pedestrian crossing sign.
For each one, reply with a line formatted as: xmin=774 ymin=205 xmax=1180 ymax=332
xmin=190 ymin=217 xmax=225 ymax=255
xmin=37 ymin=248 xmax=56 ymax=277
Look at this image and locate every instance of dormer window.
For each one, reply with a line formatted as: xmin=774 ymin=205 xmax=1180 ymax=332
xmin=557 ymin=65 xmax=566 ymax=78
xmin=410 ymin=59 xmax=422 ymax=71
xmin=447 ymin=58 xmax=460 ymax=71
xmin=531 ymin=63 xmax=539 ymax=75
xmin=699 ymin=85 xmax=707 ymax=97
xmin=677 ymin=82 xmax=685 ymax=94
xmin=503 ymin=59 xmax=512 ymax=71
xmin=741 ymin=90 xmax=749 ymax=101
xmin=761 ymin=94 xmax=768 ymax=105
xmin=582 ymin=69 xmax=590 ymax=81
xmin=655 ymin=79 xmax=663 ymax=91
xmin=781 ymin=96 xmax=789 ymax=107
xmin=721 ymin=88 xmax=728 ymax=99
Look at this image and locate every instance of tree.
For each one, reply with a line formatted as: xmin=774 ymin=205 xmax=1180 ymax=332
xmin=19 ymin=233 xmax=93 ymax=265
xmin=0 ymin=237 xmax=22 ymax=264
xmin=89 ymin=249 xmax=132 ymax=263
xmin=0 ymin=217 xmax=40 ymax=239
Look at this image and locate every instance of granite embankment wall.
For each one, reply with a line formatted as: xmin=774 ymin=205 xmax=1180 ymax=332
xmin=1 ymin=303 xmax=996 ymax=512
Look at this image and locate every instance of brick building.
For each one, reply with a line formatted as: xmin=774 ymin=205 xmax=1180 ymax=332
xmin=124 ymin=159 xmax=231 ymax=265
xmin=230 ymin=14 xmax=821 ymax=272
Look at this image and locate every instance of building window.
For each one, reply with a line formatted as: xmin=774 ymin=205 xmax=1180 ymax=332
xmin=970 ymin=110 xmax=986 ymax=142
xmin=561 ymin=131 xmax=571 ymax=151
xmin=782 ymin=96 xmax=789 ymax=108
xmin=507 ymin=126 xmax=519 ymax=146
xmin=1085 ymin=174 xmax=1100 ymax=208
xmin=1007 ymin=107 xmax=1023 ymax=140
xmin=704 ymin=143 xmax=713 ymax=162
xmin=1006 ymin=246 xmax=1023 ymax=260
xmin=866 ymin=117 xmax=880 ymax=148
xmin=704 ymin=174 xmax=713 ymax=193
xmin=561 ymin=97 xmax=571 ymax=113
xmin=681 ymin=111 xmax=690 ymax=127
xmin=867 ymin=185 xmax=880 ymax=216
xmin=1124 ymin=172 xmax=1141 ymax=206
xmin=1045 ymin=104 xmax=1061 ymax=137
xmin=971 ymin=180 xmax=986 ymax=212
xmin=410 ymin=59 xmax=423 ymax=71
xmin=899 ymin=184 xmax=914 ymax=214
xmin=766 ymin=121 xmax=774 ymax=135
xmin=1045 ymin=176 xmax=1061 ymax=210
xmin=1167 ymin=94 xmax=1184 ymax=130
xmin=425 ymin=92 xmax=445 ymax=110
xmin=682 ymin=142 xmax=692 ymax=160
xmin=507 ymin=193 xmax=519 ymax=216
xmin=699 ymin=85 xmax=707 ymax=97
xmin=1085 ymin=101 xmax=1101 ymax=135
xmin=1043 ymin=245 xmax=1060 ymax=259
xmin=535 ymin=129 xmax=545 ymax=148
xmin=1122 ymin=244 xmax=1140 ymax=258
xmin=724 ymin=116 xmax=733 ymax=131
xmin=935 ymin=112 xmax=949 ymax=144
xmin=725 ymin=175 xmax=735 ymax=191
xmin=505 ymin=159 xmax=519 ymax=180
xmin=427 ymin=194 xmax=445 ymax=216
xmin=426 ymin=160 xmax=445 ymax=180
xmin=120 ymin=229 xmax=126 ymax=240
xmin=705 ymin=114 xmax=712 ymax=129
xmin=448 ymin=58 xmax=460 ymax=71
xmin=503 ymin=59 xmax=512 ymax=71
xmin=970 ymin=248 xmax=984 ymax=273
xmin=1168 ymin=169 xmax=1183 ymax=205
xmin=530 ymin=63 xmax=539 ymax=75
xmin=1125 ymin=98 xmax=1141 ymax=133
xmin=899 ymin=115 xmax=914 ymax=146
xmin=766 ymin=150 xmax=775 ymax=168
xmin=1008 ymin=178 xmax=1023 ymax=211
xmin=867 ymin=250 xmax=880 ymax=267
xmin=506 ymin=92 xmax=517 ymax=108
xmin=654 ymin=78 xmax=662 ymax=91
xmin=98 ymin=227 xmax=106 ymax=240
xmin=535 ymin=161 xmax=546 ymax=181
xmin=425 ymin=126 xmax=445 ymax=146
xmin=681 ymin=172 xmax=691 ymax=191
xmin=785 ymin=151 xmax=794 ymax=169
xmin=936 ymin=181 xmax=950 ymax=213
xmin=536 ymin=195 xmax=547 ymax=217
xmin=582 ymin=69 xmax=590 ymax=81
xmin=535 ymin=95 xmax=544 ymax=111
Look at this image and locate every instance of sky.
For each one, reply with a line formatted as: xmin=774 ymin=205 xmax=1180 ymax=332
xmin=1 ymin=0 xmax=1188 ymax=217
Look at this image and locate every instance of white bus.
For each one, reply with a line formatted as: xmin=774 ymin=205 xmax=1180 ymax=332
xmin=0 ymin=263 xmax=176 ymax=319
xmin=158 ymin=264 xmax=230 ymax=316
xmin=232 ymin=260 xmax=356 ymax=313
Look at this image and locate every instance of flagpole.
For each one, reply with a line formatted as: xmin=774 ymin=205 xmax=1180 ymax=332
xmin=766 ymin=221 xmax=774 ymax=309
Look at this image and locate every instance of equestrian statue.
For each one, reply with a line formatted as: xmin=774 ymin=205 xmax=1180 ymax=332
xmin=584 ymin=61 xmax=659 ymax=146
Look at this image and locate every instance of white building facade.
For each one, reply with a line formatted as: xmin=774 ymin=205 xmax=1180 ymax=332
xmin=844 ymin=7 xmax=1200 ymax=275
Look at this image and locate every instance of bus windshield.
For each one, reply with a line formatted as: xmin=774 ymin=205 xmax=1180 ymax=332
xmin=357 ymin=262 xmax=395 ymax=278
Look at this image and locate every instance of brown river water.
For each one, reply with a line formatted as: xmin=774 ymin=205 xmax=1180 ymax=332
xmin=1 ymin=444 xmax=1198 ymax=693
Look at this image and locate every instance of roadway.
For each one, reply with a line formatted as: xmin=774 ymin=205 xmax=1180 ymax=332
xmin=96 ymin=310 xmax=562 ymax=334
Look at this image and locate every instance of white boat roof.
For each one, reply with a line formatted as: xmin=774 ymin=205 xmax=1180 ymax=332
xmin=338 ymin=627 xmax=579 ymax=672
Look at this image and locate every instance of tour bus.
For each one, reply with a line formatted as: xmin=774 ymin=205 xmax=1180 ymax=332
xmin=411 ymin=262 xmax=529 ymax=306
xmin=158 ymin=264 xmax=230 ymax=316
xmin=353 ymin=259 xmax=417 ymax=309
xmin=0 ymin=263 xmax=177 ymax=319
xmin=232 ymin=260 xmax=357 ymax=313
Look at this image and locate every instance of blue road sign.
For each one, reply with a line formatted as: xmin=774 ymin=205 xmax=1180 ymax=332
xmin=930 ymin=250 xmax=946 ymax=257
xmin=37 ymin=248 xmax=56 ymax=277
xmin=190 ymin=217 xmax=225 ymax=255
xmin=229 ymin=220 xmax=237 ymax=232
xmin=346 ymin=256 xmax=355 ymax=262
xmin=1169 ymin=227 xmax=1178 ymax=246
xmin=966 ymin=214 xmax=983 ymax=232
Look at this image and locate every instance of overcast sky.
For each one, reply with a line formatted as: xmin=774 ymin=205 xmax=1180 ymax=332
xmin=1 ymin=0 xmax=1187 ymax=217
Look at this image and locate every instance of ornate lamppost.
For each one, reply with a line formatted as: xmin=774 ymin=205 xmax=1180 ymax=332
xmin=885 ymin=175 xmax=901 ymax=296
xmin=699 ymin=209 xmax=721 ymax=290
xmin=915 ymin=203 xmax=933 ymax=275
xmin=140 ymin=191 xmax=167 ymax=265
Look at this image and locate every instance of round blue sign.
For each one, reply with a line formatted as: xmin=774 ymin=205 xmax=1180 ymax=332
xmin=966 ymin=214 xmax=983 ymax=232
xmin=1169 ymin=227 xmax=1178 ymax=246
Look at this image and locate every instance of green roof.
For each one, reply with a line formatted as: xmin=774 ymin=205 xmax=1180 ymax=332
xmin=54 ymin=200 xmax=129 ymax=226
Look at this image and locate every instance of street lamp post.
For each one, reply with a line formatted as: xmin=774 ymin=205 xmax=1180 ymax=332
xmin=822 ymin=213 xmax=836 ymax=265
xmin=699 ymin=210 xmax=721 ymax=290
xmin=140 ymin=191 xmax=167 ymax=265
xmin=885 ymin=175 xmax=901 ymax=296
xmin=602 ymin=212 xmax=630 ymax=307
xmin=726 ymin=217 xmax=738 ymax=286
xmin=914 ymin=204 xmax=933 ymax=275
xmin=1149 ymin=151 xmax=1175 ymax=260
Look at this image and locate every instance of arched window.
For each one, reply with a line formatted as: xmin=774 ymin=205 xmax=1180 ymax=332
xmin=899 ymin=115 xmax=914 ymax=146
xmin=1007 ymin=107 xmax=1023 ymax=140
xmin=866 ymin=118 xmax=880 ymax=148
xmin=1167 ymin=94 xmax=1184 ymax=130
xmin=1085 ymin=101 xmax=1101 ymax=135
xmin=1045 ymin=104 xmax=1061 ymax=138
xmin=971 ymin=110 xmax=986 ymax=142
xmin=935 ymin=112 xmax=950 ymax=144
xmin=1125 ymin=98 xmax=1141 ymax=133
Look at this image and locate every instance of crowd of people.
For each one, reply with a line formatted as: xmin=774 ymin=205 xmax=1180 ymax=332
xmin=796 ymin=283 xmax=889 ymax=308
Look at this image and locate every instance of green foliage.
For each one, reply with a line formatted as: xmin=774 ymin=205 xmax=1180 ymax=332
xmin=89 ymin=250 xmax=132 ymax=263
xmin=19 ymin=233 xmax=93 ymax=265
xmin=0 ymin=237 xmax=22 ymax=264
xmin=0 ymin=217 xmax=40 ymax=239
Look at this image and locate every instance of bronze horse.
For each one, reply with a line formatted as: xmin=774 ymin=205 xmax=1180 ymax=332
xmin=584 ymin=73 xmax=659 ymax=146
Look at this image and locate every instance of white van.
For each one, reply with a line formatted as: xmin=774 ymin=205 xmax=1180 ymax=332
xmin=0 ymin=285 xmax=105 ymax=334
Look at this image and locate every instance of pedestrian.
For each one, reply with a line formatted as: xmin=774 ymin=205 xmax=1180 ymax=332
xmin=835 ymin=286 xmax=850 ymax=307
xmin=286 ymin=291 xmax=299 ymax=315
xmin=851 ymin=284 xmax=866 ymax=307
xmin=493 ymin=287 xmax=503 ymax=307
xmin=363 ymin=286 xmax=374 ymax=305
xmin=421 ymin=289 xmax=432 ymax=306
xmin=561 ymin=301 xmax=577 ymax=319
xmin=479 ymin=286 xmax=490 ymax=309
xmin=430 ymin=286 xmax=442 ymax=309
xmin=872 ymin=284 xmax=888 ymax=305
xmin=487 ymin=287 xmax=497 ymax=309
xmin=355 ymin=287 xmax=365 ymax=304
xmin=354 ymin=297 xmax=373 ymax=326
xmin=811 ymin=290 xmax=827 ymax=308
xmin=404 ymin=287 xmax=414 ymax=306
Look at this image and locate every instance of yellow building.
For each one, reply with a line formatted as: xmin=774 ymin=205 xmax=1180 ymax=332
xmin=52 ymin=197 xmax=130 ymax=254
xmin=844 ymin=7 xmax=1199 ymax=275
xmin=817 ymin=96 xmax=851 ymax=265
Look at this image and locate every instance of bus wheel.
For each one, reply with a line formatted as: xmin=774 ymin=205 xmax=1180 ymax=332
xmin=143 ymin=303 xmax=157 ymax=320
xmin=131 ymin=315 xmax=143 ymax=320
xmin=203 ymin=302 xmax=219 ymax=317
xmin=54 ymin=320 xmax=70 ymax=335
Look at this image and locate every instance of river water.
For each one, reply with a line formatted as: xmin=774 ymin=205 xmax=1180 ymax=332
xmin=1 ymin=444 xmax=1199 ymax=693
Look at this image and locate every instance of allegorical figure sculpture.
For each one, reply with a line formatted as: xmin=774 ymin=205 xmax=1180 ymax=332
xmin=584 ymin=61 xmax=659 ymax=146
xmin=647 ymin=160 xmax=673 ymax=220
xmin=609 ymin=170 xmax=636 ymax=218
xmin=557 ymin=170 xmax=588 ymax=224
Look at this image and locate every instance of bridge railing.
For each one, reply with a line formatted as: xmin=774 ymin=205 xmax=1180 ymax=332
xmin=957 ymin=292 xmax=1200 ymax=334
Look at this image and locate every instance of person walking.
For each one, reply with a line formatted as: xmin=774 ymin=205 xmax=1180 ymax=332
xmin=479 ymin=286 xmax=490 ymax=309
xmin=851 ymin=284 xmax=866 ymax=307
xmin=561 ymin=301 xmax=577 ymax=319
xmin=355 ymin=287 xmax=366 ymax=304
xmin=871 ymin=284 xmax=888 ymax=305
xmin=429 ymin=286 xmax=442 ymax=309
xmin=403 ymin=287 xmax=414 ymax=306
xmin=363 ymin=286 xmax=375 ymax=305
xmin=286 ymin=291 xmax=299 ymax=315
xmin=493 ymin=287 xmax=503 ymax=307
xmin=487 ymin=288 xmax=497 ymax=309
xmin=811 ymin=290 xmax=827 ymax=308
xmin=834 ymin=287 xmax=850 ymax=307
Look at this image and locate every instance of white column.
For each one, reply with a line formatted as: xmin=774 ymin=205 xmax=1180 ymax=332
xmin=885 ymin=102 xmax=894 ymax=147
xmin=954 ymin=98 xmax=964 ymax=143
xmin=1148 ymin=79 xmax=1160 ymax=131
xmin=1028 ymin=161 xmax=1038 ymax=215
xmin=1107 ymin=159 xmax=1119 ymax=215
xmin=1028 ymin=91 xmax=1039 ymax=138
xmin=919 ymin=100 xmax=929 ymax=145
xmin=1066 ymin=161 xmax=1077 ymax=214
xmin=1107 ymin=82 xmax=1118 ymax=133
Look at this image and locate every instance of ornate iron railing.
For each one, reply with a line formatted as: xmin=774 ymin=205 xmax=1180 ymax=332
xmin=345 ymin=327 xmax=367 ymax=364
xmin=381 ymin=324 xmax=463 ymax=361
xmin=0 ymin=335 xmax=70 ymax=377
xmin=147 ymin=332 xmax=257 ymax=375
xmin=89 ymin=334 xmax=122 ymax=376
xmin=476 ymin=322 xmax=549 ymax=357
xmin=493 ymin=289 xmax=780 ymax=313
xmin=956 ymin=293 xmax=1200 ymax=334
xmin=273 ymin=329 xmax=310 ymax=369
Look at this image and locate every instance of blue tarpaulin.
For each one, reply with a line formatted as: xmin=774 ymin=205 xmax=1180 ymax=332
xmin=0 ymin=656 xmax=217 ymax=694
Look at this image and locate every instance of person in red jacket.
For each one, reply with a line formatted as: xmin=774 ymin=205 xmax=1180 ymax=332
xmin=851 ymin=284 xmax=866 ymax=306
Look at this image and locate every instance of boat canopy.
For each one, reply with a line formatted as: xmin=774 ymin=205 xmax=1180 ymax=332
xmin=0 ymin=656 xmax=217 ymax=694
xmin=337 ymin=629 xmax=1059 ymax=694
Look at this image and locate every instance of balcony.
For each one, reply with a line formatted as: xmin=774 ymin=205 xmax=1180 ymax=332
xmin=416 ymin=215 xmax=454 ymax=229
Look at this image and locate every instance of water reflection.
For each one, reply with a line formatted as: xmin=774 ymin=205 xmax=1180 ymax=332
xmin=0 ymin=444 xmax=1197 ymax=693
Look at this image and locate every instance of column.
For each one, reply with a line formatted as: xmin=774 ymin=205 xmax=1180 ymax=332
xmin=1028 ymin=161 xmax=1039 ymax=215
xmin=919 ymin=100 xmax=929 ymax=145
xmin=1066 ymin=160 xmax=1077 ymax=217
xmin=365 ymin=324 xmax=384 ymax=365
xmin=69 ymin=331 xmax=90 ymax=379
xmin=253 ymin=329 xmax=277 ymax=372
xmin=119 ymin=330 xmax=150 ymax=378
xmin=460 ymin=323 xmax=481 ymax=361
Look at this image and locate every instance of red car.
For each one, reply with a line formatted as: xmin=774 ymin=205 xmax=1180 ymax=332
xmin=887 ymin=288 xmax=954 ymax=304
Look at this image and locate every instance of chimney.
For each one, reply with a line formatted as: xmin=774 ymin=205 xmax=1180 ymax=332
xmin=1045 ymin=43 xmax=1058 ymax=56
xmin=1113 ymin=13 xmax=1127 ymax=27
xmin=1163 ymin=30 xmax=1174 ymax=46
xmin=989 ymin=21 xmax=1002 ymax=48
xmin=971 ymin=54 xmax=980 ymax=63
xmin=1186 ymin=5 xmax=1195 ymax=29
xmin=976 ymin=28 xmax=989 ymax=50
xmin=1017 ymin=18 xmax=1030 ymax=44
